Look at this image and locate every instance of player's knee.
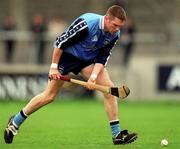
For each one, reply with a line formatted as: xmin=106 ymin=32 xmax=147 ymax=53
xmin=98 ymin=79 xmax=114 ymax=87
xmin=99 ymin=82 xmax=115 ymax=99
xmin=109 ymin=82 xmax=115 ymax=88
xmin=47 ymin=92 xmax=57 ymax=102
xmin=103 ymin=92 xmax=115 ymax=99
xmin=43 ymin=92 xmax=56 ymax=104
xmin=104 ymin=82 xmax=115 ymax=88
xmin=46 ymin=95 xmax=55 ymax=103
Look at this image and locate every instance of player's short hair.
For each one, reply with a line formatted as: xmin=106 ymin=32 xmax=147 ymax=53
xmin=106 ymin=5 xmax=126 ymax=21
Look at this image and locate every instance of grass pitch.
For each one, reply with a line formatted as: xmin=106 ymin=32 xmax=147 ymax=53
xmin=0 ymin=98 xmax=180 ymax=149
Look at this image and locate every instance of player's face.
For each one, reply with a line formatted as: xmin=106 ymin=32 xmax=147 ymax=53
xmin=105 ymin=15 xmax=125 ymax=34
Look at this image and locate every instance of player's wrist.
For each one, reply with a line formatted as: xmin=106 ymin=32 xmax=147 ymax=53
xmin=50 ymin=63 xmax=58 ymax=69
xmin=90 ymin=73 xmax=97 ymax=81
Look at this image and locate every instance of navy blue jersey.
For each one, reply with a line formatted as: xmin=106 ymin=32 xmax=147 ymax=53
xmin=54 ymin=13 xmax=120 ymax=66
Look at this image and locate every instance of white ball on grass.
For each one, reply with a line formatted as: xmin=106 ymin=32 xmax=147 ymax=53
xmin=161 ymin=139 xmax=168 ymax=146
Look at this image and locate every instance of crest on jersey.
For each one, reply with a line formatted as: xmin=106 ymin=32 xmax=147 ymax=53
xmin=91 ymin=35 xmax=98 ymax=42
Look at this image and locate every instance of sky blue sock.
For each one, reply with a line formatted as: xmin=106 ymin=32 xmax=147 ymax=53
xmin=110 ymin=120 xmax=121 ymax=138
xmin=13 ymin=110 xmax=28 ymax=128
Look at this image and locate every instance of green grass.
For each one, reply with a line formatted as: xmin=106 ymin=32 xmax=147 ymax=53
xmin=0 ymin=98 xmax=180 ymax=149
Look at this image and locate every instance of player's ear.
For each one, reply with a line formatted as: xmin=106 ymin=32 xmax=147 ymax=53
xmin=105 ymin=14 xmax=114 ymax=22
xmin=104 ymin=15 xmax=109 ymax=21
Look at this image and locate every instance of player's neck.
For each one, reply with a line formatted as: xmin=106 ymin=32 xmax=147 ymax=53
xmin=104 ymin=15 xmax=108 ymax=32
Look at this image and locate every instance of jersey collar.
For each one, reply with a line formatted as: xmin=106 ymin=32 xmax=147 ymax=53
xmin=99 ymin=16 xmax=104 ymax=30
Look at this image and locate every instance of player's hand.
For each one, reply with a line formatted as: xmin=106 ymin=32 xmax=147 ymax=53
xmin=48 ymin=68 xmax=62 ymax=81
xmin=85 ymin=77 xmax=96 ymax=90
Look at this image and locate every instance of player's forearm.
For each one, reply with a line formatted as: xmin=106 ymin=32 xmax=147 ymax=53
xmin=90 ymin=63 xmax=104 ymax=81
xmin=50 ymin=48 xmax=63 ymax=68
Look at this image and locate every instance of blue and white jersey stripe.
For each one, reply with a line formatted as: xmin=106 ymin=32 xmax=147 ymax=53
xmin=54 ymin=18 xmax=88 ymax=49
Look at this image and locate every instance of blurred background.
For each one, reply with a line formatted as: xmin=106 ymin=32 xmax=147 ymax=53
xmin=0 ymin=0 xmax=180 ymax=100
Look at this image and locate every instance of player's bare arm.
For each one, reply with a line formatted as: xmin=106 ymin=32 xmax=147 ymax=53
xmin=86 ymin=63 xmax=104 ymax=90
xmin=49 ymin=48 xmax=63 ymax=80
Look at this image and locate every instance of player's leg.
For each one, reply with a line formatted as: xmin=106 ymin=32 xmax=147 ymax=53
xmin=81 ymin=65 xmax=119 ymax=119
xmin=81 ymin=65 xmax=137 ymax=145
xmin=4 ymin=79 xmax=65 ymax=144
xmin=23 ymin=79 xmax=64 ymax=115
